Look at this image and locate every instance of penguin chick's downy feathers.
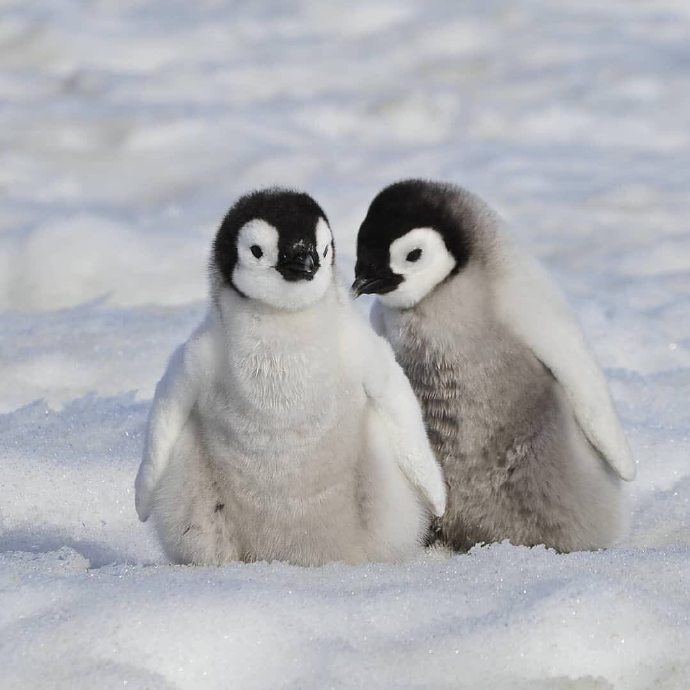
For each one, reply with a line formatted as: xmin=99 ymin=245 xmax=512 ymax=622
xmin=489 ymin=236 xmax=634 ymax=481
xmin=355 ymin=180 xmax=634 ymax=552
xmin=135 ymin=188 xmax=445 ymax=566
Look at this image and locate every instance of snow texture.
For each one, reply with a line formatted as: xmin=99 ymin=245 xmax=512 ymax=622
xmin=1 ymin=0 xmax=689 ymax=688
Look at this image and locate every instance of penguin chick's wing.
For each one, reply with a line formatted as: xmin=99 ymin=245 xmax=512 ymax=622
xmin=134 ymin=315 xmax=216 ymax=521
xmin=353 ymin=313 xmax=447 ymax=516
xmin=490 ymin=236 xmax=635 ymax=481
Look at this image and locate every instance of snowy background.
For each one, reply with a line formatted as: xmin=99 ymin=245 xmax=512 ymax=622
xmin=1 ymin=0 xmax=689 ymax=688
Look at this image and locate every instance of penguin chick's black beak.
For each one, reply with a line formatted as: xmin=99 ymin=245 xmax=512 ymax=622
xmin=351 ymin=272 xmax=403 ymax=297
xmin=277 ymin=250 xmax=319 ymax=282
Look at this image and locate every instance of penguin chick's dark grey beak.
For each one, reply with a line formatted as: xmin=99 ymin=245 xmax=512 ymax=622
xmin=277 ymin=249 xmax=319 ymax=282
xmin=352 ymin=271 xmax=403 ymax=297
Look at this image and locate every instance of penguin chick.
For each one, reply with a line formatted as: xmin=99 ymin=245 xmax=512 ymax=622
xmin=353 ymin=179 xmax=635 ymax=553
xmin=135 ymin=188 xmax=446 ymax=567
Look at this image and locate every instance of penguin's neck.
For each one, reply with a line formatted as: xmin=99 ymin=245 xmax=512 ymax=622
xmin=211 ymin=283 xmax=341 ymax=410
xmin=216 ymin=281 xmax=339 ymax=342
xmin=403 ymin=259 xmax=496 ymax=354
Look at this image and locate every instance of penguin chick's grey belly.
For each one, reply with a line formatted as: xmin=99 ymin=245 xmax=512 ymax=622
xmin=395 ymin=319 xmax=621 ymax=553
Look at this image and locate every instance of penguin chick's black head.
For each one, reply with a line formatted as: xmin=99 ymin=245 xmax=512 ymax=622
xmin=353 ymin=179 xmax=473 ymax=296
xmin=213 ymin=188 xmax=332 ymax=294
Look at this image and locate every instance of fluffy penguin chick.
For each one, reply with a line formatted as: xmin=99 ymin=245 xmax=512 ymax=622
xmin=353 ymin=180 xmax=635 ymax=553
xmin=135 ymin=188 xmax=445 ymax=566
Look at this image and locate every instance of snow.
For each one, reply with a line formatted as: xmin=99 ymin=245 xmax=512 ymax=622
xmin=1 ymin=0 xmax=689 ymax=688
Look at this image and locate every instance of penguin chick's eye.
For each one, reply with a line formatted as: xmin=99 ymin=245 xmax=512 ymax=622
xmin=323 ymin=245 xmax=329 ymax=258
xmin=250 ymin=245 xmax=263 ymax=259
xmin=406 ymin=248 xmax=422 ymax=262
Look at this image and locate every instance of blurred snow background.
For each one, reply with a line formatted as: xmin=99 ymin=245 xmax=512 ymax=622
xmin=1 ymin=0 xmax=689 ymax=688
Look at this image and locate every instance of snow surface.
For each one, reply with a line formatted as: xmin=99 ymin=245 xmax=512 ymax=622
xmin=1 ymin=0 xmax=689 ymax=688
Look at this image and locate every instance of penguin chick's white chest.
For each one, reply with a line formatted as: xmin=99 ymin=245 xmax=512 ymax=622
xmin=193 ymin=286 xmax=368 ymax=562
xmin=138 ymin=187 xmax=446 ymax=567
xmin=207 ymin=290 xmax=343 ymax=454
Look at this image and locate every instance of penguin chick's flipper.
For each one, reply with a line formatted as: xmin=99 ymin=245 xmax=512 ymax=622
xmin=491 ymin=237 xmax=635 ymax=481
xmin=135 ymin=315 xmax=216 ymax=521
xmin=351 ymin=309 xmax=446 ymax=516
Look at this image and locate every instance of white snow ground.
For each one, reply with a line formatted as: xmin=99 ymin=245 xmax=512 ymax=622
xmin=1 ymin=0 xmax=689 ymax=688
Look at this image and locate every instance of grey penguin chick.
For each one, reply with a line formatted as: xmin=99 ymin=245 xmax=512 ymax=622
xmin=353 ymin=180 xmax=635 ymax=553
xmin=135 ymin=188 xmax=445 ymax=566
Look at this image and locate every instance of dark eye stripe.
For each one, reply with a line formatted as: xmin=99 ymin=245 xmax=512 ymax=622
xmin=323 ymin=244 xmax=329 ymax=258
xmin=406 ymin=248 xmax=422 ymax=262
xmin=250 ymin=245 xmax=263 ymax=259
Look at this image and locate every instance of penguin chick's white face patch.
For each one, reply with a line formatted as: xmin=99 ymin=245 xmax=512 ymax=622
xmin=379 ymin=227 xmax=456 ymax=309
xmin=232 ymin=217 xmax=333 ymax=311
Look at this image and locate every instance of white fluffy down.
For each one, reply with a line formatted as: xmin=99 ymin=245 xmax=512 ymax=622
xmin=135 ymin=276 xmax=445 ymax=564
